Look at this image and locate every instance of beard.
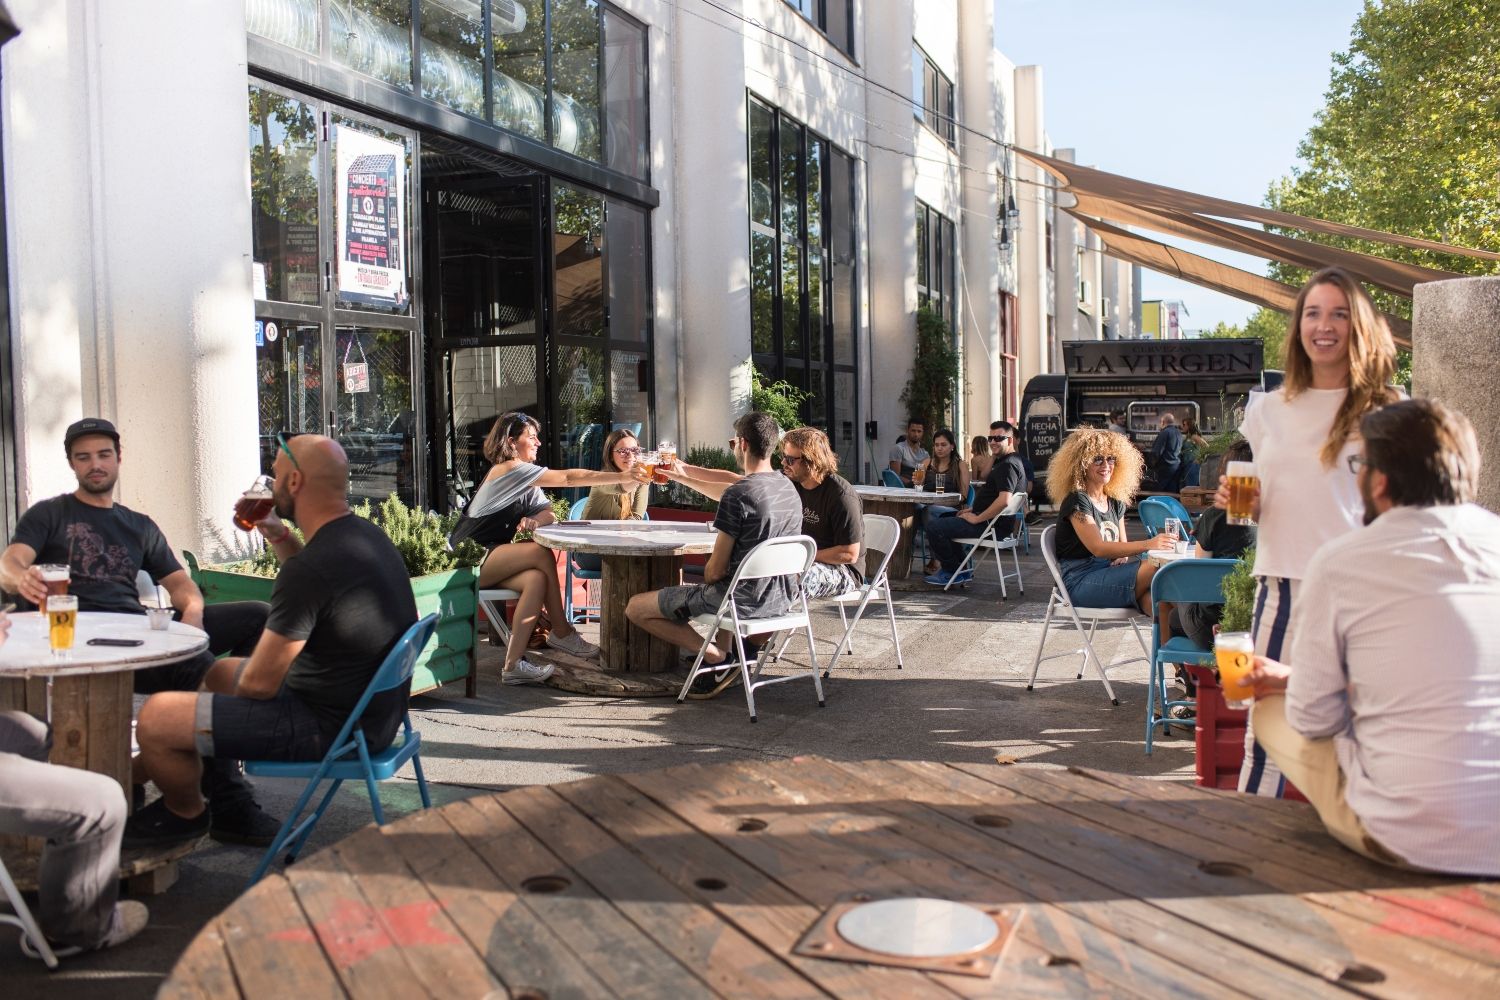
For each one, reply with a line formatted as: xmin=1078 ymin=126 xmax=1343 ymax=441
xmin=77 ymin=473 xmax=116 ymax=495
xmin=273 ymin=483 xmax=296 ymax=522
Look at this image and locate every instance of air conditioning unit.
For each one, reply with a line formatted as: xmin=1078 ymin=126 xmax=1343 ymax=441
xmin=490 ymin=0 xmax=528 ymax=35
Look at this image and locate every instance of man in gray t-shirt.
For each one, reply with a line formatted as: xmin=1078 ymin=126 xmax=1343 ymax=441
xmin=887 ymin=418 xmax=929 ymax=486
xmin=627 ymin=413 xmax=801 ymax=664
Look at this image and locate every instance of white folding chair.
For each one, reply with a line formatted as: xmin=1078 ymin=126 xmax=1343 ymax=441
xmin=677 ymin=535 xmax=824 ymax=723
xmin=477 ymin=588 xmax=522 ymax=648
xmin=1026 ymin=525 xmax=1150 ymax=706
xmin=943 ymin=491 xmax=1028 ymax=598
xmin=1 ymin=854 xmax=60 ymax=968
xmin=770 ymin=514 xmax=905 ymax=677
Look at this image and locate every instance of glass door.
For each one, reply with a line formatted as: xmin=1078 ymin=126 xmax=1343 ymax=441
xmin=333 ymin=325 xmax=419 ymax=507
xmin=254 ymin=320 xmax=324 ymax=476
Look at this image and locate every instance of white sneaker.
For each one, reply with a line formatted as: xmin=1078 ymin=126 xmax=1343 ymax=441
xmin=20 ymin=901 xmax=149 ymax=960
xmin=545 ymin=629 xmax=600 ymax=658
xmin=501 ymin=659 xmax=556 ymax=685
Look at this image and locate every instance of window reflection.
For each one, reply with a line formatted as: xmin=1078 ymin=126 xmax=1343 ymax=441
xmin=335 ymin=326 xmax=418 ymax=507
xmin=554 ymin=184 xmax=605 ymax=339
xmin=606 ymin=200 xmax=649 ymax=343
xmin=550 ymin=0 xmax=602 ymax=162
xmin=602 ymin=8 xmax=649 ymax=179
xmin=249 ymin=87 xmax=321 ymax=305
xmin=492 ymin=0 xmax=547 ymax=140
xmin=609 ymin=350 xmax=649 ymax=438
xmin=256 ymin=322 xmax=323 ymax=477
xmin=332 ymin=1 xmax=414 ymax=92
xmin=421 ymin=0 xmax=485 ymax=117
xmin=555 ymin=344 xmax=606 ymax=469
xmin=246 ymin=0 xmax=318 ymax=53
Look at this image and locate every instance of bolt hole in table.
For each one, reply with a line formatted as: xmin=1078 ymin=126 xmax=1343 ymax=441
xmin=0 ymin=611 xmax=210 ymax=891
xmin=159 ymin=756 xmax=1500 ymax=999
xmin=851 ymin=486 xmax=961 ymax=584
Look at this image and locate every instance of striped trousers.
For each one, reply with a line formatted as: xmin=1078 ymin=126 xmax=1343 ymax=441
xmin=1237 ymin=576 xmax=1301 ymax=797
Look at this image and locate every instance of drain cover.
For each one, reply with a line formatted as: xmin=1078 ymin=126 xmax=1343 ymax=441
xmin=836 ymin=898 xmax=998 ymax=957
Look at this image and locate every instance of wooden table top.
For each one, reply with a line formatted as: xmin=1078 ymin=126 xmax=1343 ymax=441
xmin=162 ymin=757 xmax=1500 ymax=999
xmin=533 ymin=520 xmax=719 ymax=557
xmin=854 ymin=485 xmax=963 ymax=506
xmin=0 ymin=611 xmax=208 ymax=678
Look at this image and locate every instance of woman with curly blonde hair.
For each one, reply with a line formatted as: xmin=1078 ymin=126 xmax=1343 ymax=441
xmin=1046 ymin=428 xmax=1174 ymax=612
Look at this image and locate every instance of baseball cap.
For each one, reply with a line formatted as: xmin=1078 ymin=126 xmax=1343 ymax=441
xmin=64 ymin=418 xmax=121 ymax=452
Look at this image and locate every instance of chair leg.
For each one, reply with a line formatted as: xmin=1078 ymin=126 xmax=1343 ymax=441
xmin=837 ymin=600 xmax=855 ymax=656
xmin=738 ymin=642 xmax=758 ymax=723
xmin=993 ymin=546 xmax=1007 ymax=600
xmin=1070 ymin=610 xmax=1119 ymax=705
xmin=1027 ymin=591 xmax=1058 ymax=690
xmin=1080 ymin=617 xmax=1102 ymax=679
xmin=804 ymin=622 xmax=825 ymax=707
xmin=285 ymin=778 xmax=345 ymax=865
xmin=772 ymin=631 xmax=793 ymax=663
xmin=0 ymin=858 xmax=59 ymax=969
xmin=249 ymin=769 xmax=334 ymax=886
xmin=564 ymin=563 xmax=576 ymax=624
xmin=944 ymin=544 xmax=978 ymax=590
xmin=1145 ymin=656 xmax=1160 ymax=755
xmin=883 ymin=588 xmax=904 ymax=670
xmin=411 ymin=751 xmax=433 ymax=809
xmin=1011 ymin=546 xmax=1025 ymax=594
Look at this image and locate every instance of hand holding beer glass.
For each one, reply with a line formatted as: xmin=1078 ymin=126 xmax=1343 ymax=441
xmin=655 ymin=441 xmax=676 ymax=485
xmin=233 ymin=475 xmax=276 ymax=531
xmin=1214 ymin=631 xmax=1255 ymax=709
xmin=911 ymin=464 xmax=927 ymax=489
xmin=1217 ymin=461 xmax=1259 ymax=526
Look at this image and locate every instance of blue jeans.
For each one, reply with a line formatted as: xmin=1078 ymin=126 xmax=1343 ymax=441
xmin=1058 ymin=556 xmax=1139 ymax=608
xmin=927 ymin=513 xmax=1016 ymax=573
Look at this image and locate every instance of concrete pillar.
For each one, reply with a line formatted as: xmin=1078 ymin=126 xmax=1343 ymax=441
xmin=1412 ymin=276 xmax=1500 ymax=513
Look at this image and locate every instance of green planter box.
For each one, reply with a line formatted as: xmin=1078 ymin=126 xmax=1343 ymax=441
xmin=184 ymin=553 xmax=479 ymax=698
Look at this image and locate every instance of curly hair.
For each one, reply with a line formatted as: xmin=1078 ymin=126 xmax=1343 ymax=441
xmin=1045 ymin=428 xmax=1144 ymax=506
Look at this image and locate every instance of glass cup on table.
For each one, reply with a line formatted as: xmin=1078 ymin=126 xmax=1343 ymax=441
xmin=48 ymin=595 xmax=78 ymax=659
xmin=1162 ymin=517 xmax=1181 ymax=551
xmin=233 ymin=475 xmax=276 ymax=531
xmin=1225 ymin=461 xmax=1259 ymax=527
xmin=911 ymin=465 xmax=926 ymax=489
xmin=933 ymin=472 xmax=946 ymax=493
xmin=1214 ymin=631 xmax=1256 ymax=709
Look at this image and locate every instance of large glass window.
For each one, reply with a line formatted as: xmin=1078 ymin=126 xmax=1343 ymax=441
xmin=492 ymin=0 xmax=548 ymax=141
xmin=747 ymin=95 xmax=859 ymax=477
xmin=249 ymin=89 xmax=321 ymax=305
xmin=550 ymin=0 xmax=602 ymax=162
xmin=784 ymin=0 xmax=854 ymax=58
xmin=917 ymin=201 xmax=957 ymax=336
xmin=420 ymin=0 xmax=485 ymax=118
xmin=912 ymin=44 xmax=955 ymax=148
xmin=602 ymin=8 xmax=649 ymax=179
xmin=332 ymin=1 xmax=414 ymax=92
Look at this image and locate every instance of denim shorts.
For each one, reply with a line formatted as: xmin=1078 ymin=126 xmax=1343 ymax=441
xmin=194 ymin=689 xmax=333 ymax=762
xmin=1058 ymin=556 xmax=1140 ymax=609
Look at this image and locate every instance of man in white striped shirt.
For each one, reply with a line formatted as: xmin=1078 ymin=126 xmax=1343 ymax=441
xmin=1249 ymin=398 xmax=1500 ymax=876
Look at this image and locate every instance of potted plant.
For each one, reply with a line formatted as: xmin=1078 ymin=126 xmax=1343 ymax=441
xmin=185 ymin=497 xmax=488 ymax=697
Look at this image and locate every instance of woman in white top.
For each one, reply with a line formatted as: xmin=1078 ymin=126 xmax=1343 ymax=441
xmin=1216 ymin=267 xmax=1400 ymax=797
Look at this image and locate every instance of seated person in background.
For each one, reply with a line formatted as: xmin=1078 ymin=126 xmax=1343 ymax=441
xmin=888 ymin=418 xmax=929 ymax=487
xmin=1249 ymin=399 xmax=1500 ymax=876
xmin=923 ymin=421 xmax=1027 ymax=587
xmin=1108 ymin=410 xmax=1129 ymax=436
xmin=969 ymin=434 xmax=994 ymax=484
xmin=1173 ymin=437 xmax=1257 ymax=650
xmin=0 ymin=417 xmax=277 ymax=846
xmin=451 ymin=412 xmax=636 ymax=685
xmin=1149 ymin=413 xmax=1185 ymax=492
xmin=1045 ymin=428 xmax=1173 ymax=612
xmin=574 ymin=428 xmax=651 ymax=573
xmin=0 ymin=612 xmax=149 ymax=956
xmin=1181 ymin=417 xmax=1209 ymax=486
xmin=125 ymin=435 xmax=417 ymax=847
xmin=780 ymin=427 xmax=863 ymax=598
xmin=916 ymin=429 xmax=970 ymax=574
xmin=628 ymin=412 xmax=801 ymax=665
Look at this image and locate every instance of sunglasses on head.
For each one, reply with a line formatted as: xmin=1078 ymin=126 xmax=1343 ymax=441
xmin=276 ymin=431 xmax=303 ymax=471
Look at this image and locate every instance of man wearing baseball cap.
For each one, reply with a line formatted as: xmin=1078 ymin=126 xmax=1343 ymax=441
xmin=0 ymin=418 xmax=282 ymax=847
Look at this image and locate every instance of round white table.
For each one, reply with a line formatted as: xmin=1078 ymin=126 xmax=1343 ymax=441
xmin=1145 ymin=548 xmax=1196 ymax=566
xmin=533 ymin=522 xmax=717 ymax=673
xmin=852 ymin=485 xmax=963 ymax=580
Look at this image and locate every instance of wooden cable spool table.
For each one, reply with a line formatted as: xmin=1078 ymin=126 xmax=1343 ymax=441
xmin=162 ymin=755 xmax=1500 ymax=998
xmin=852 ymin=485 xmax=962 ymax=582
xmin=0 ymin=610 xmax=210 ymax=891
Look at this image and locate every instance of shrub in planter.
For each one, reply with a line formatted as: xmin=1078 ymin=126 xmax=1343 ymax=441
xmin=1219 ymin=547 xmax=1256 ymax=634
xmin=662 ymin=444 xmax=738 ymax=511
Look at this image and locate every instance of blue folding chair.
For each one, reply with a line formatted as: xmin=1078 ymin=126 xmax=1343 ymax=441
xmin=1146 ymin=559 xmax=1237 ymax=754
xmin=1138 ymin=495 xmax=1196 ymax=540
xmin=244 ymin=614 xmax=437 ymax=885
xmin=880 ymin=468 xmax=905 ymax=489
xmin=563 ymin=497 xmax=601 ymax=623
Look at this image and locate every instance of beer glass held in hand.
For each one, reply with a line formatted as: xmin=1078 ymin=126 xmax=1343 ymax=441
xmin=233 ymin=475 xmax=276 ymax=531
xmin=656 ymin=441 xmax=676 ymax=484
xmin=48 ymin=595 xmax=78 ymax=657
xmin=639 ymin=451 xmax=661 ymax=487
xmin=38 ymin=564 xmax=70 ymax=598
xmin=1215 ymin=631 xmax=1255 ymax=709
xmin=1226 ymin=461 xmax=1259 ymax=526
xmin=912 ymin=465 xmax=926 ymax=489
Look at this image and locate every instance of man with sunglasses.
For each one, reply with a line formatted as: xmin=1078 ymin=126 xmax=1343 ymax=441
xmin=923 ymin=420 xmax=1027 ymax=587
xmin=779 ymin=427 xmax=863 ymax=598
xmin=0 ymin=418 xmax=281 ymax=847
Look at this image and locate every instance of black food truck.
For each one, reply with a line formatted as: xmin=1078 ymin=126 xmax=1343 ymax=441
xmin=1020 ymin=338 xmax=1276 ymax=495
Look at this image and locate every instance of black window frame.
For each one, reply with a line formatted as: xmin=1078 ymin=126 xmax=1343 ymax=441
xmin=915 ymin=200 xmax=957 ymax=336
xmin=783 ymin=0 xmax=856 ymax=59
xmin=912 ymin=43 xmax=955 ymax=149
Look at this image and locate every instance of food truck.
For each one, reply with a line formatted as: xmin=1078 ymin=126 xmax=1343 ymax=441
xmin=1019 ymin=338 xmax=1273 ymax=494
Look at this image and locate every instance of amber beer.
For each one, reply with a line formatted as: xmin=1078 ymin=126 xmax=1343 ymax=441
xmin=48 ymin=595 xmax=78 ymax=656
xmin=1214 ymin=631 xmax=1255 ymax=709
xmin=639 ymin=451 xmax=661 ymax=486
xmin=655 ymin=441 xmax=676 ymax=485
xmin=912 ymin=465 xmax=927 ymax=488
xmin=38 ymin=564 xmax=70 ymax=598
xmin=234 ymin=475 xmax=276 ymax=532
xmin=1225 ymin=460 xmax=1258 ymax=526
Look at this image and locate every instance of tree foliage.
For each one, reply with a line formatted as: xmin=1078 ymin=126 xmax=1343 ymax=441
xmin=899 ymin=305 xmax=962 ymax=442
xmin=1199 ymin=309 xmax=1291 ymax=369
xmin=749 ymin=363 xmax=809 ymax=433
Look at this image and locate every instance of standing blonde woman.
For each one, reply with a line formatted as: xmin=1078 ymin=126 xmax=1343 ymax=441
xmin=969 ymin=434 xmax=994 ymax=484
xmin=1215 ymin=267 xmax=1400 ymax=797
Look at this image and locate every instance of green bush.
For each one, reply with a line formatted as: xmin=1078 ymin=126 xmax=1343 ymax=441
xmin=899 ymin=305 xmax=961 ymax=444
xmin=665 ymin=444 xmax=738 ymax=511
xmin=1219 ymin=547 xmax=1257 ymax=634
xmin=750 ymin=363 xmax=808 ymax=433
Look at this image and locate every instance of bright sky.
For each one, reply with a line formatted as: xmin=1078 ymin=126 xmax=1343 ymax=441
xmin=994 ymin=0 xmax=1367 ymax=332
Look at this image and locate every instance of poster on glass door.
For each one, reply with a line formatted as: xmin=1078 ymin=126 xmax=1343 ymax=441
xmin=335 ymin=125 xmax=408 ymax=308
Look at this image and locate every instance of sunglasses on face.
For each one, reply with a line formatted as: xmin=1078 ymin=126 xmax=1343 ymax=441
xmin=1089 ymin=456 xmax=1118 ymax=467
xmin=614 ymin=446 xmax=641 ymax=457
xmin=988 ymin=434 xmax=1010 ymax=443
xmin=782 ymin=454 xmax=808 ymax=467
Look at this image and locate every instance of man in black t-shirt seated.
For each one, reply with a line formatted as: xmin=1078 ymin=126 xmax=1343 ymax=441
xmin=0 ymin=418 xmax=278 ymax=846
xmin=924 ymin=420 xmax=1027 ymax=587
xmin=780 ymin=427 xmax=863 ymax=598
xmin=124 ymin=434 xmax=418 ymax=848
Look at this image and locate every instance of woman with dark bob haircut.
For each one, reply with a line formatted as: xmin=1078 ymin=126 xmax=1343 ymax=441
xmin=1045 ymin=428 xmax=1173 ymax=613
xmin=449 ymin=412 xmax=636 ymax=686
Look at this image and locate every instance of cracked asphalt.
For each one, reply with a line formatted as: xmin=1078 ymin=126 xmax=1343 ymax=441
xmin=5 ymin=541 xmax=1198 ymax=998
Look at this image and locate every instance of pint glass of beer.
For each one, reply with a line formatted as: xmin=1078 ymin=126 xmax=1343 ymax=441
xmin=1225 ymin=461 xmax=1259 ymax=526
xmin=38 ymin=564 xmax=70 ymax=598
xmin=233 ymin=475 xmax=276 ymax=531
xmin=654 ymin=441 xmax=674 ymax=485
xmin=639 ymin=451 xmax=660 ymax=486
xmin=912 ymin=465 xmax=926 ymax=489
xmin=1215 ymin=631 xmax=1255 ymax=709
xmin=48 ymin=595 xmax=78 ymax=658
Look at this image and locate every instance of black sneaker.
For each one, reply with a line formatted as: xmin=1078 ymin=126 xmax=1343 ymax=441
xmin=209 ymin=799 xmax=284 ymax=847
xmin=123 ymin=798 xmax=210 ymax=849
xmin=131 ymin=783 xmax=145 ymax=812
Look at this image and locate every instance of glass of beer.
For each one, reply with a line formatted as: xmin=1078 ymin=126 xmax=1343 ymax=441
xmin=38 ymin=564 xmax=70 ymax=598
xmin=1215 ymin=631 xmax=1255 ymax=709
xmin=912 ymin=465 xmax=926 ymax=489
xmin=48 ymin=595 xmax=78 ymax=658
xmin=1226 ymin=461 xmax=1258 ymax=526
xmin=639 ymin=450 xmax=660 ymax=486
xmin=653 ymin=441 xmax=674 ymax=485
xmin=233 ymin=475 xmax=276 ymax=531
xmin=933 ymin=472 xmax=946 ymax=493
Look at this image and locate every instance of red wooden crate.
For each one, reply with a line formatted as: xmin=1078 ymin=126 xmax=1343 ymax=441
xmin=1183 ymin=662 xmax=1306 ymax=801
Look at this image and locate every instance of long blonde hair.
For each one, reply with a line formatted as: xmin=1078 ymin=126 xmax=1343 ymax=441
xmin=1283 ymin=267 xmax=1399 ymax=468
xmin=1045 ymin=428 xmax=1144 ymax=506
xmin=781 ymin=426 xmax=840 ymax=479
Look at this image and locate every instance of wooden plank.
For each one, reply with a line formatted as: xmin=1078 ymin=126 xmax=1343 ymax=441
xmin=817 ymin=757 xmax=1342 ymax=1000
xmin=554 ymin=772 xmax=957 ymax=1000
xmin=599 ymin=555 xmax=633 ymax=672
xmin=160 ymin=923 xmax=241 ymax=1000
xmin=217 ymin=875 xmax=348 ymax=1000
xmin=48 ymin=675 xmax=89 ymax=769
xmin=85 ymin=669 xmax=132 ymax=795
xmin=941 ymin=761 xmax=1500 ymax=998
xmin=454 ymin=792 xmax=717 ymax=999
xmin=503 ymin=783 xmax=827 ymax=999
xmin=328 ymin=825 xmax=505 ymax=999
xmin=624 ymin=759 xmax=1165 ymax=999
xmin=379 ymin=800 xmax=617 ymax=998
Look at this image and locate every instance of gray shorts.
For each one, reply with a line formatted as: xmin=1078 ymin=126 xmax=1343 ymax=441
xmin=193 ymin=690 xmax=331 ymax=762
xmin=801 ymin=561 xmax=863 ymax=599
xmin=657 ymin=582 xmax=728 ymax=623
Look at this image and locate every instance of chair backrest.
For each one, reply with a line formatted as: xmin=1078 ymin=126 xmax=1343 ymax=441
xmin=732 ymin=535 xmax=818 ymax=583
xmin=1149 ymin=558 xmax=1237 ymax=607
xmin=881 ymin=468 xmax=905 ymax=489
xmin=966 ymin=482 xmax=978 ymax=508
xmin=568 ymin=496 xmax=589 ymax=520
xmin=335 ymin=615 xmax=439 ymax=741
xmin=1039 ymin=524 xmax=1070 ymax=594
xmin=859 ymin=514 xmax=901 ymax=583
xmin=1138 ymin=496 xmax=1193 ymax=537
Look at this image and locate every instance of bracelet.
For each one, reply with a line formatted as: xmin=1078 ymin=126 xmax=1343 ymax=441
xmin=263 ymin=525 xmax=291 ymax=545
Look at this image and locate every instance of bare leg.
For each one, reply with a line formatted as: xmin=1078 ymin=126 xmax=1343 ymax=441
xmin=478 ymin=541 xmax=583 ymax=641
xmin=134 ymin=693 xmax=206 ymax=819
xmin=1135 ymin=561 xmax=1159 ymax=615
xmin=626 ymin=591 xmax=732 ymax=663
xmin=501 ymin=568 xmax=547 ymax=671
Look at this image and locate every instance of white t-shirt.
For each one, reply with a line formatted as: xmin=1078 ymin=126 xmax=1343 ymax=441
xmin=1239 ymin=386 xmax=1362 ymax=581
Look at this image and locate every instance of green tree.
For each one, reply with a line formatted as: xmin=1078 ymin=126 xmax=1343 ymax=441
xmin=1200 ymin=308 xmax=1290 ymax=369
xmin=899 ymin=305 xmax=961 ymax=442
xmin=749 ymin=364 xmax=808 ymax=433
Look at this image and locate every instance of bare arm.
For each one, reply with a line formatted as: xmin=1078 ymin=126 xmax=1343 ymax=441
xmin=703 ymin=530 xmax=735 ymax=585
xmin=230 ymin=630 xmax=307 ymax=700
xmin=0 ymin=542 xmax=42 ymax=605
xmin=818 ymin=542 xmax=860 ymax=566
xmin=965 ymin=490 xmax=1013 ymax=524
xmin=157 ymin=569 xmax=205 ymax=630
xmin=252 ymin=510 xmax=303 ymax=562
xmin=1071 ymin=512 xmax=1172 ymax=560
xmin=535 ymin=468 xmax=634 ymax=489
xmin=664 ymin=462 xmax=741 ymax=503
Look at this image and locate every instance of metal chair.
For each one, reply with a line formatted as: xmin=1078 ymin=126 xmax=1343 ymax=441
xmin=1026 ymin=525 xmax=1150 ymax=706
xmin=477 ymin=587 xmax=523 ymax=648
xmin=1146 ymin=559 xmax=1237 ymax=754
xmin=1138 ymin=496 xmax=1195 ymax=540
xmin=880 ymin=468 xmax=905 ymax=489
xmin=677 ymin=535 xmax=823 ymax=723
xmin=243 ymin=614 xmax=437 ymax=886
xmin=771 ymin=514 xmax=905 ymax=677
xmin=1 ymin=854 xmax=60 ymax=968
xmin=943 ymin=491 xmax=1028 ymax=599
xmin=562 ymin=497 xmax=601 ymax=623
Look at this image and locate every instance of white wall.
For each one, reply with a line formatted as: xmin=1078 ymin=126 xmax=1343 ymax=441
xmin=1013 ymin=64 xmax=1053 ymax=387
xmin=3 ymin=0 xmax=259 ymax=559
